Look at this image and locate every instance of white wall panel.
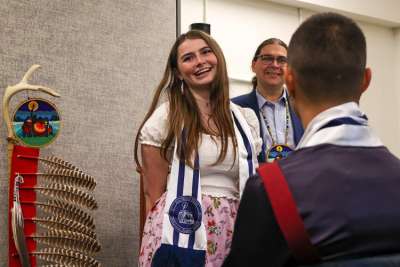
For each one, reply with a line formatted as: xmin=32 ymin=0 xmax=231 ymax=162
xmin=358 ymin=22 xmax=400 ymax=156
xmin=207 ymin=0 xmax=298 ymax=81
xmin=229 ymin=78 xmax=252 ymax=98
xmin=180 ymin=0 xmax=204 ymax=33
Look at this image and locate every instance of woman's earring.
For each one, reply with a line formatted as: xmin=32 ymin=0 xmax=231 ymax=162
xmin=180 ymin=80 xmax=184 ymax=94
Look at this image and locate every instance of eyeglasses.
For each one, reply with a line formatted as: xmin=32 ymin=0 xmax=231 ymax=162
xmin=255 ymin=55 xmax=287 ymax=66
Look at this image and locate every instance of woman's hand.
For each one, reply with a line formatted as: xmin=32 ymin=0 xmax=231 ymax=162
xmin=141 ymin=144 xmax=169 ymax=216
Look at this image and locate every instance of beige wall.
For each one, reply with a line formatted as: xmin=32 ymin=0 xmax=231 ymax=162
xmin=0 ymin=1 xmax=175 ymax=266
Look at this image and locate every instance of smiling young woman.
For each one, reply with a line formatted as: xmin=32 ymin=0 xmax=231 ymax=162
xmin=177 ymin=38 xmax=218 ymax=92
xmin=134 ymin=30 xmax=262 ymax=267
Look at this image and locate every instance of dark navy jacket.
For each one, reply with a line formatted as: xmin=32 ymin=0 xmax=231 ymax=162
xmin=232 ymin=89 xmax=303 ymax=162
xmin=223 ymin=144 xmax=400 ymax=267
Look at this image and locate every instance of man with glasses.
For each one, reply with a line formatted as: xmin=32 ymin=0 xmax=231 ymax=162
xmin=232 ymin=38 xmax=303 ymax=162
xmin=224 ymin=12 xmax=400 ymax=267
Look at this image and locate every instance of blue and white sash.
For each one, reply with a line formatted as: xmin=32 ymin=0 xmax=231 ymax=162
xmin=151 ymin=103 xmax=258 ymax=267
xmin=296 ymin=102 xmax=383 ymax=149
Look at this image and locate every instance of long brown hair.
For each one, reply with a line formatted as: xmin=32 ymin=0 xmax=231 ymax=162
xmin=134 ymin=30 xmax=237 ymax=168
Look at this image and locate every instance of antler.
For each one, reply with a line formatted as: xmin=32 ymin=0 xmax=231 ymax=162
xmin=2 ymin=64 xmax=60 ymax=142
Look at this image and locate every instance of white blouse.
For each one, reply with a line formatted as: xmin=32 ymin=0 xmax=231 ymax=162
xmin=139 ymin=102 xmax=262 ymax=199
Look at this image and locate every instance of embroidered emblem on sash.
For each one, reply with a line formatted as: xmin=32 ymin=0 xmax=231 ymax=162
xmin=169 ymin=196 xmax=202 ymax=234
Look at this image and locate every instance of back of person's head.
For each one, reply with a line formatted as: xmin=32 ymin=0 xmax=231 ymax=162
xmin=251 ymin=38 xmax=287 ymax=88
xmin=287 ymin=12 xmax=367 ymax=102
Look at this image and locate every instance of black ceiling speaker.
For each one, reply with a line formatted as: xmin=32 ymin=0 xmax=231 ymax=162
xmin=190 ymin=23 xmax=211 ymax=35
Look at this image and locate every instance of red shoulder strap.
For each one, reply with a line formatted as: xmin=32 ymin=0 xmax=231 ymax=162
xmin=258 ymin=162 xmax=320 ymax=263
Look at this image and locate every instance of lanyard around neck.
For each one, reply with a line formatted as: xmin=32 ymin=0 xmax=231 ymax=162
xmin=260 ymin=99 xmax=291 ymax=146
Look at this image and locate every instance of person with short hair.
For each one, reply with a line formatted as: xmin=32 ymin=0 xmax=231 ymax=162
xmin=223 ymin=12 xmax=400 ymax=267
xmin=232 ymin=38 xmax=303 ymax=163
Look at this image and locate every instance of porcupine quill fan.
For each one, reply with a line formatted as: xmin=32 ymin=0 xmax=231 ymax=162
xmin=20 ymin=183 xmax=98 ymax=210
xmin=21 ymin=199 xmax=95 ymax=229
xmin=4 ymin=65 xmax=102 ymax=266
xmin=3 ymin=65 xmax=60 ymax=267
xmin=18 ymin=154 xmax=98 ymax=233
xmin=18 ymin=154 xmax=83 ymax=172
xmin=31 ymin=247 xmax=100 ymax=266
xmin=30 ymin=229 xmax=101 ymax=255
xmin=19 ymin=165 xmax=96 ymax=191
xmin=25 ymin=216 xmax=96 ymax=238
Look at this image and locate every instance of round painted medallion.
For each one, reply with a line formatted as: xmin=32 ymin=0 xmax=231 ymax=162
xmin=266 ymin=144 xmax=293 ymax=162
xmin=12 ymin=98 xmax=61 ymax=147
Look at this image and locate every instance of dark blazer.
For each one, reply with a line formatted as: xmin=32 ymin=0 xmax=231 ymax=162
xmin=232 ymin=89 xmax=304 ymax=162
xmin=223 ymin=145 xmax=400 ymax=267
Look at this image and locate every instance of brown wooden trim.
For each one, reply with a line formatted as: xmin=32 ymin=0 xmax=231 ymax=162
xmin=139 ymin=174 xmax=145 ymax=247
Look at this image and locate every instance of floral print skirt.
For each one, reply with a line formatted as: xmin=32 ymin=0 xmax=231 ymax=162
xmin=139 ymin=193 xmax=239 ymax=267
